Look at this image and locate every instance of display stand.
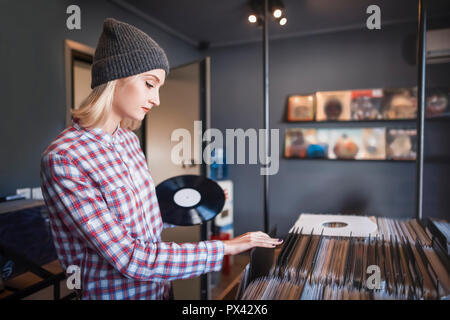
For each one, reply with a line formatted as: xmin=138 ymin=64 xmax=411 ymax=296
xmin=0 ymin=243 xmax=76 ymax=300
xmin=0 ymin=200 xmax=76 ymax=300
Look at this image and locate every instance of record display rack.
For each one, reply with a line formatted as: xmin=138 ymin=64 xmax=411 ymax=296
xmin=275 ymin=0 xmax=430 ymax=220
xmin=257 ymin=0 xmax=438 ymax=230
xmin=285 ymin=119 xmax=418 ymax=124
xmin=237 ymin=216 xmax=450 ymax=300
xmin=283 ymin=158 xmax=416 ymax=163
xmin=245 ymin=0 xmax=449 ymax=300
xmin=283 ymin=112 xmax=449 ymax=124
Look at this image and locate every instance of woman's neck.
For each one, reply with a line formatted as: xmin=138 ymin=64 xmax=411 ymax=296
xmin=97 ymin=114 xmax=122 ymax=136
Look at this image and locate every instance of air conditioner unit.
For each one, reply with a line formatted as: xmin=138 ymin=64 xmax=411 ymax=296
xmin=427 ymin=28 xmax=450 ymax=64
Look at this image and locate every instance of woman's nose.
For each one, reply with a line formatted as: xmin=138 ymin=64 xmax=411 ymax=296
xmin=149 ymin=92 xmax=160 ymax=107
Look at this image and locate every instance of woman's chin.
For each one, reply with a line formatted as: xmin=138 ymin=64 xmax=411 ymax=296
xmin=138 ymin=109 xmax=150 ymax=120
xmin=130 ymin=113 xmax=146 ymax=121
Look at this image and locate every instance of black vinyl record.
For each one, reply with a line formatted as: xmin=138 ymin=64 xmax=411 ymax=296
xmin=156 ymin=175 xmax=225 ymax=226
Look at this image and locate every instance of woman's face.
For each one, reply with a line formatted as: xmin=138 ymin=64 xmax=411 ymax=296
xmin=113 ymin=68 xmax=166 ymax=121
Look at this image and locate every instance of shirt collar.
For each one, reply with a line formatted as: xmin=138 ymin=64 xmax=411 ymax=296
xmin=72 ymin=118 xmax=124 ymax=147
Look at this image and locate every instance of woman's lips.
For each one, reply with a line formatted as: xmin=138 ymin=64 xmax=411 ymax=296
xmin=141 ymin=107 xmax=150 ymax=112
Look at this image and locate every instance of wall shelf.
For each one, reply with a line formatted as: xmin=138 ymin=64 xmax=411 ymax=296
xmin=283 ymin=114 xmax=450 ymax=124
xmin=284 ymin=119 xmax=417 ymax=125
xmin=283 ymin=157 xmax=415 ymax=162
xmin=425 ymin=113 xmax=450 ymax=121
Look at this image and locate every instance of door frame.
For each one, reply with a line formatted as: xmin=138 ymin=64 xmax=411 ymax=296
xmin=145 ymin=56 xmax=212 ymax=299
xmin=64 ymin=39 xmax=95 ymax=127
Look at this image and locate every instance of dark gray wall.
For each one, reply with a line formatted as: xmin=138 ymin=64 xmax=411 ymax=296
xmin=208 ymin=22 xmax=450 ymax=237
xmin=0 ymin=0 xmax=202 ymax=197
xmin=1 ymin=2 xmax=448 ymax=237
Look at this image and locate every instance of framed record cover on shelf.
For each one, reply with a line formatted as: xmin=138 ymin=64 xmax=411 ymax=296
xmin=350 ymin=89 xmax=384 ymax=120
xmin=316 ymin=90 xmax=351 ymax=121
xmin=386 ymin=128 xmax=417 ymax=160
xmin=426 ymin=87 xmax=450 ymax=117
xmin=284 ymin=128 xmax=330 ymax=159
xmin=382 ymin=87 xmax=417 ymax=120
xmin=284 ymin=128 xmax=317 ymax=158
xmin=361 ymin=128 xmax=386 ymax=160
xmin=287 ymin=94 xmax=315 ymax=121
xmin=312 ymin=129 xmax=331 ymax=159
xmin=328 ymin=128 xmax=363 ymax=160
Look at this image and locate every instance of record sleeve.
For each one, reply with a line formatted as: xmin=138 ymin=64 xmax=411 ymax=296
xmin=328 ymin=128 xmax=363 ymax=159
xmin=382 ymin=88 xmax=417 ymax=119
xmin=316 ymin=90 xmax=351 ymax=121
xmin=361 ymin=128 xmax=386 ymax=160
xmin=426 ymin=87 xmax=450 ymax=117
xmin=350 ymin=89 xmax=383 ymax=120
xmin=284 ymin=128 xmax=317 ymax=158
xmin=386 ymin=128 xmax=417 ymax=160
xmin=285 ymin=128 xmax=330 ymax=159
xmin=287 ymin=94 xmax=315 ymax=121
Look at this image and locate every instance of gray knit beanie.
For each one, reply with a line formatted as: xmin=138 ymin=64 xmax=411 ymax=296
xmin=91 ymin=18 xmax=170 ymax=88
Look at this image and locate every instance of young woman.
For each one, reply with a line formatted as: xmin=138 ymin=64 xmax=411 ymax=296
xmin=40 ymin=18 xmax=282 ymax=300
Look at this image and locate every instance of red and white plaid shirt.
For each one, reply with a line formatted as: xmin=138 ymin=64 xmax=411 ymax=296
xmin=40 ymin=118 xmax=224 ymax=300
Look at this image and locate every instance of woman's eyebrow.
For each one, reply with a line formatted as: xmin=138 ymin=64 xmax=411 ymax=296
xmin=144 ymin=74 xmax=160 ymax=83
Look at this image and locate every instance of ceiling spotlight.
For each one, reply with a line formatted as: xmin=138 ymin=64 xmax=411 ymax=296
xmin=273 ymin=9 xmax=282 ymax=18
xmin=247 ymin=0 xmax=287 ymax=27
xmin=248 ymin=14 xmax=257 ymax=23
xmin=271 ymin=0 xmax=285 ymax=19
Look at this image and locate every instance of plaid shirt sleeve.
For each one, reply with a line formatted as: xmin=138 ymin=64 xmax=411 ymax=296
xmin=41 ymin=151 xmax=225 ymax=282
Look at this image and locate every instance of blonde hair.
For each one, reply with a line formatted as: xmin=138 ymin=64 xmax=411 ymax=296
xmin=71 ymin=78 xmax=142 ymax=131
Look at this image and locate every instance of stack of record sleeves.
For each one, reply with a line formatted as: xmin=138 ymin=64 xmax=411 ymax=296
xmin=240 ymin=216 xmax=450 ymax=300
xmin=376 ymin=217 xmax=432 ymax=246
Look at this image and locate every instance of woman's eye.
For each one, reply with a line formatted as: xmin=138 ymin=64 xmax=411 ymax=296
xmin=145 ymin=81 xmax=154 ymax=88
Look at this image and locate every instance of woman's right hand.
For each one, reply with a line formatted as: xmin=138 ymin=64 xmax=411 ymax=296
xmin=222 ymin=231 xmax=283 ymax=255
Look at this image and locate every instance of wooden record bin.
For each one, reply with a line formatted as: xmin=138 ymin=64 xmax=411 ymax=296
xmin=211 ymin=248 xmax=281 ymax=300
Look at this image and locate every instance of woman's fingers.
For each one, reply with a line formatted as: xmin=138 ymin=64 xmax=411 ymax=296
xmin=252 ymin=240 xmax=282 ymax=248
xmin=247 ymin=232 xmax=276 ymax=241
xmin=249 ymin=238 xmax=283 ymax=247
xmin=223 ymin=231 xmax=283 ymax=255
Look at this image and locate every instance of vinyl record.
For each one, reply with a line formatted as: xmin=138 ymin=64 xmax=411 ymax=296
xmin=156 ymin=174 xmax=225 ymax=226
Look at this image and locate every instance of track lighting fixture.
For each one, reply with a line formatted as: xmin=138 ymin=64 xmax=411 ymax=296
xmin=247 ymin=0 xmax=287 ymax=27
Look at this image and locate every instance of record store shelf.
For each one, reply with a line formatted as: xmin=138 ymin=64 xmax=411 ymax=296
xmin=283 ymin=157 xmax=415 ymax=162
xmin=425 ymin=113 xmax=450 ymax=121
xmin=283 ymin=114 xmax=450 ymax=124
xmin=284 ymin=119 xmax=417 ymax=125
